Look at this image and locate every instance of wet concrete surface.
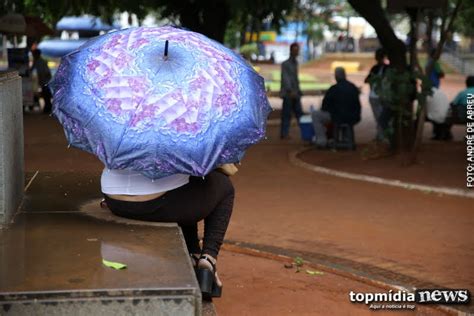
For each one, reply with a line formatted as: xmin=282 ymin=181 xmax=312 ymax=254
xmin=21 ymin=171 xmax=102 ymax=213
xmin=1 ymin=212 xmax=196 ymax=292
xmin=1 ymin=171 xmax=203 ymax=315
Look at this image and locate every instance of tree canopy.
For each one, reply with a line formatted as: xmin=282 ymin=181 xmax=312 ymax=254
xmin=2 ymin=0 xmax=295 ymax=42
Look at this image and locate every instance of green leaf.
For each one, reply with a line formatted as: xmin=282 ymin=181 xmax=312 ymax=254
xmin=102 ymin=258 xmax=127 ymax=270
xmin=294 ymin=257 xmax=304 ymax=266
xmin=306 ymin=269 xmax=324 ymax=276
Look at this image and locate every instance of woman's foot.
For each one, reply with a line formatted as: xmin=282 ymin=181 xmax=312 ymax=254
xmin=196 ymin=254 xmax=222 ymax=299
xmin=190 ymin=253 xmax=200 ymax=268
xmin=198 ymin=254 xmax=222 ymax=287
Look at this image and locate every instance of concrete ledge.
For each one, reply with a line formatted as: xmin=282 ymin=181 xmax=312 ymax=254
xmin=1 ymin=172 xmax=205 ymax=315
xmin=80 ymin=199 xmax=176 ymax=228
xmin=0 ymin=70 xmax=24 ymax=227
xmin=1 ymin=291 xmax=197 ymax=316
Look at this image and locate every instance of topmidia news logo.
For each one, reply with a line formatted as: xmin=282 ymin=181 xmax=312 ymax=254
xmin=349 ymin=289 xmax=471 ymax=310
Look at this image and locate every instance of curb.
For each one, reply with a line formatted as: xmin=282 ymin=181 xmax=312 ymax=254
xmin=290 ymin=147 xmax=474 ymax=199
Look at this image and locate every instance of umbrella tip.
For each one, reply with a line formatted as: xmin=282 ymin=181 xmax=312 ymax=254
xmin=164 ymin=40 xmax=169 ymax=58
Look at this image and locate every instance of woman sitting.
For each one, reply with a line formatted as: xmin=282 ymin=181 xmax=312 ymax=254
xmin=101 ymin=163 xmax=238 ymax=299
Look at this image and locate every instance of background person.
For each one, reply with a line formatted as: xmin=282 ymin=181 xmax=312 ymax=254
xmin=365 ymin=48 xmax=388 ymax=141
xmin=311 ymin=67 xmax=361 ymax=148
xmin=280 ymin=42 xmax=303 ymax=140
xmin=426 ymin=87 xmax=451 ymax=140
xmin=425 ymin=48 xmax=445 ymax=88
xmin=31 ymin=49 xmax=52 ymax=114
xmin=448 ymin=75 xmax=473 ymax=124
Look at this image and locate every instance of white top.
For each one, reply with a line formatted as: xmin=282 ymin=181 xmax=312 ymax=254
xmin=101 ymin=169 xmax=189 ymax=195
xmin=426 ymin=88 xmax=450 ymax=123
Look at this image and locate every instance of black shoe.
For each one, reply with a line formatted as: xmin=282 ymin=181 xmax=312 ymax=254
xmin=196 ymin=255 xmax=222 ymax=300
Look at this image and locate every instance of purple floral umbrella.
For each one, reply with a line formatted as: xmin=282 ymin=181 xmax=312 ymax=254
xmin=51 ymin=26 xmax=271 ymax=179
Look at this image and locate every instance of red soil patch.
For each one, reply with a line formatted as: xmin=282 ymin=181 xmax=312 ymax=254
xmin=298 ymin=141 xmax=467 ymax=189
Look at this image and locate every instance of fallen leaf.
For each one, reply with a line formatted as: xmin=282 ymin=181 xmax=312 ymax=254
xmin=102 ymin=259 xmax=127 ymax=270
xmin=306 ymin=269 xmax=324 ymax=276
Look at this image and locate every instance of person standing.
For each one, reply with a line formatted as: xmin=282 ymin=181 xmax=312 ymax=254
xmin=280 ymin=42 xmax=303 ymax=139
xmin=365 ymin=48 xmax=388 ymax=141
xmin=425 ymin=48 xmax=445 ymax=89
xmin=31 ymin=49 xmax=52 ymax=114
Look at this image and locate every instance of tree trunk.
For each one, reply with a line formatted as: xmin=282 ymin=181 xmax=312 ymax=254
xmin=409 ymin=0 xmax=463 ymax=164
xmin=348 ymin=0 xmax=407 ymax=71
xmin=426 ymin=11 xmax=434 ymax=52
xmin=348 ymin=0 xmax=411 ymax=152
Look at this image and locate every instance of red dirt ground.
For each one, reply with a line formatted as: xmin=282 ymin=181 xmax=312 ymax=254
xmin=298 ymin=141 xmax=466 ymax=189
xmin=214 ymin=250 xmax=445 ymax=316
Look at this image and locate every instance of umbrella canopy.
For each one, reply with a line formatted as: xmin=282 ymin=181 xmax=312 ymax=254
xmin=51 ymin=26 xmax=271 ymax=179
xmin=0 ymin=14 xmax=53 ymax=37
xmin=0 ymin=14 xmax=25 ymax=34
xmin=25 ymin=16 xmax=54 ymax=37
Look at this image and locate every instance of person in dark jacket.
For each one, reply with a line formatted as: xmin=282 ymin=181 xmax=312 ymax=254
xmin=311 ymin=67 xmax=361 ymax=147
xmin=31 ymin=49 xmax=53 ymax=114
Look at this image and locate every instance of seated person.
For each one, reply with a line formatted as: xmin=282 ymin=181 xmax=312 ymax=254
xmin=101 ymin=163 xmax=238 ymax=300
xmin=426 ymin=76 xmax=472 ymax=140
xmin=311 ymin=67 xmax=361 ymax=147
xmin=426 ymin=87 xmax=451 ymax=140
xmin=450 ymin=75 xmax=473 ymax=122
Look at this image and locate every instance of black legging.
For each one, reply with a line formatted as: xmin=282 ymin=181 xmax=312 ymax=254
xmin=104 ymin=171 xmax=234 ymax=258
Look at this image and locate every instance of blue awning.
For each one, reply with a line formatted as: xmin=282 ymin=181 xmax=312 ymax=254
xmin=38 ymin=39 xmax=89 ymax=58
xmin=56 ymin=16 xmax=118 ymax=31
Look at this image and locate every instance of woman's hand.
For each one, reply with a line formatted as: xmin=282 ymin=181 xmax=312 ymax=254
xmin=217 ymin=163 xmax=238 ymax=176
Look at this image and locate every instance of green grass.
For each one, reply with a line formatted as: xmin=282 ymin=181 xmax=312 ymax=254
xmin=265 ymin=81 xmax=331 ymax=92
xmin=265 ymin=70 xmax=330 ymax=92
xmin=418 ymin=55 xmax=457 ymax=75
xmin=270 ymin=70 xmax=318 ymax=82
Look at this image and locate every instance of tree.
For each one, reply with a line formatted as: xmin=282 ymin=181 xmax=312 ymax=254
xmin=348 ymin=0 xmax=463 ymax=162
xmin=289 ymin=0 xmax=345 ymax=57
xmin=14 ymin=0 xmax=294 ymax=43
xmin=410 ymin=0 xmax=462 ymax=163
xmin=454 ymin=0 xmax=474 ymax=36
xmin=348 ymin=0 xmax=412 ymax=153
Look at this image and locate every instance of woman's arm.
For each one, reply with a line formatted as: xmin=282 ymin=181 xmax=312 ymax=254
xmin=217 ymin=163 xmax=238 ymax=176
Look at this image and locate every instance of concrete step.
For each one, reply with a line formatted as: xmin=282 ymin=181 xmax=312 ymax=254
xmin=0 ymin=172 xmax=215 ymax=315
